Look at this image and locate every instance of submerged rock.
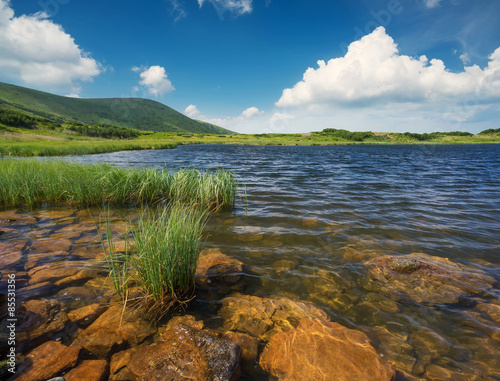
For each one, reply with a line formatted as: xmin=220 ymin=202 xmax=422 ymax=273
xmin=64 ymin=359 xmax=108 ymax=381
xmin=127 ymin=324 xmax=241 ymax=381
xmin=366 ymin=253 xmax=496 ymax=304
xmin=73 ymin=304 xmax=155 ymax=358
xmin=28 ymin=262 xmax=101 ymax=286
xmin=13 ymin=341 xmax=81 ymax=381
xmin=67 ymin=303 xmax=107 ymax=326
xmin=17 ymin=299 xmax=69 ymax=352
xmin=195 ymin=248 xmax=244 ymax=287
xmin=219 ymin=293 xmax=330 ymax=341
xmin=259 ymin=318 xmax=396 ymax=381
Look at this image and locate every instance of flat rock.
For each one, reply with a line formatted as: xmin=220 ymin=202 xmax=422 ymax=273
xmin=68 ymin=303 xmax=107 ymax=326
xmin=18 ymin=299 xmax=69 ymax=352
xmin=74 ymin=304 xmax=155 ymax=358
xmin=219 ymin=293 xmax=330 ymax=341
xmin=127 ymin=324 xmax=241 ymax=381
xmin=29 ymin=238 xmax=73 ymax=253
xmin=366 ymin=253 xmax=496 ymax=304
xmin=259 ymin=318 xmax=396 ymax=381
xmin=28 ymin=262 xmax=101 ymax=286
xmin=195 ymin=248 xmax=244 ymax=287
xmin=0 ymin=241 xmax=23 ymax=270
xmin=64 ymin=360 xmax=108 ymax=381
xmin=13 ymin=341 xmax=81 ymax=381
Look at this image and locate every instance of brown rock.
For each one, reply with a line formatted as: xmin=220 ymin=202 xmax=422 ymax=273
xmin=28 ymin=262 xmax=100 ymax=285
xmin=219 ymin=293 xmax=330 ymax=341
xmin=195 ymin=248 xmax=244 ymax=287
xmin=110 ymin=346 xmax=144 ymax=376
xmin=74 ymin=331 xmax=124 ymax=359
xmin=127 ymin=324 xmax=241 ymax=381
xmin=18 ymin=299 xmax=69 ymax=351
xmin=64 ymin=360 xmax=108 ymax=381
xmin=74 ymin=305 xmax=155 ymax=357
xmin=13 ymin=341 xmax=81 ymax=381
xmin=162 ymin=314 xmax=204 ymax=331
xmin=110 ymin=367 xmax=137 ymax=381
xmin=224 ymin=331 xmax=259 ymax=371
xmin=259 ymin=318 xmax=396 ymax=381
xmin=477 ymin=302 xmax=500 ymax=324
xmin=68 ymin=303 xmax=107 ymax=326
xmin=0 ymin=241 xmax=23 ymax=270
xmin=29 ymin=238 xmax=73 ymax=253
xmin=366 ymin=253 xmax=496 ymax=304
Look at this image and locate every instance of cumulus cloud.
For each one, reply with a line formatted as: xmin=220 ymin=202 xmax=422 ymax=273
xmin=134 ymin=65 xmax=175 ymax=97
xmin=0 ymin=0 xmax=101 ymax=93
xmin=184 ymin=104 xmax=200 ymax=118
xmin=241 ymin=106 xmax=263 ymax=118
xmin=424 ymin=0 xmax=443 ymax=8
xmin=276 ymin=27 xmax=500 ymax=108
xmin=198 ymin=0 xmax=253 ymax=17
xmin=460 ymin=52 xmax=471 ymax=65
xmin=65 ymin=93 xmax=81 ymax=98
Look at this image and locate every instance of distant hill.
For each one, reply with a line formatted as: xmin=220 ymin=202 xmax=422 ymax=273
xmin=0 ymin=82 xmax=235 ymax=134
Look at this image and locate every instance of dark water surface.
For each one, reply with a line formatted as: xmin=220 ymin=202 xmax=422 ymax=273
xmin=4 ymin=144 xmax=500 ymax=379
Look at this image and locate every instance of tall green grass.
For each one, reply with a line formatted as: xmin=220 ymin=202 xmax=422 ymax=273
xmin=102 ymin=204 xmax=208 ymax=320
xmin=0 ymin=141 xmax=177 ymax=157
xmin=0 ymin=158 xmax=236 ymax=209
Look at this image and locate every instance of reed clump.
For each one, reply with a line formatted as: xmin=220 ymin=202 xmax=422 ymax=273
xmin=0 ymin=158 xmax=236 ymax=209
xmin=102 ymin=204 xmax=208 ymax=320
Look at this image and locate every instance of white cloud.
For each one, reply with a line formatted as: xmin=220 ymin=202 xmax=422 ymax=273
xmin=198 ymin=0 xmax=253 ymax=16
xmin=184 ymin=104 xmax=200 ymax=118
xmin=0 ymin=0 xmax=101 ymax=94
xmin=167 ymin=0 xmax=187 ymax=22
xmin=134 ymin=65 xmax=175 ymax=97
xmin=65 ymin=93 xmax=81 ymax=98
xmin=460 ymin=52 xmax=471 ymax=65
xmin=241 ymin=106 xmax=263 ymax=118
xmin=424 ymin=0 xmax=443 ymax=8
xmin=276 ymin=27 xmax=500 ymax=109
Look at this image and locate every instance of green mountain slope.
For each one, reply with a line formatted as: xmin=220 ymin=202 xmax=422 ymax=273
xmin=0 ymin=82 xmax=235 ymax=134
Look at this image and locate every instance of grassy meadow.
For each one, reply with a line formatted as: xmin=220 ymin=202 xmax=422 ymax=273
xmin=1 ymin=108 xmax=499 ymax=157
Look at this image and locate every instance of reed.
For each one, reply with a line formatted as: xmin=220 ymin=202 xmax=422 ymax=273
xmin=0 ymin=141 xmax=177 ymax=157
xmin=102 ymin=204 xmax=208 ymax=320
xmin=0 ymin=158 xmax=236 ymax=209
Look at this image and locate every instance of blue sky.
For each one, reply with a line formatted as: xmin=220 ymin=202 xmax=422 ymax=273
xmin=1 ymin=0 xmax=499 ymax=133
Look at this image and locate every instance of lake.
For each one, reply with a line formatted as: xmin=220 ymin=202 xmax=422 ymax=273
xmin=2 ymin=144 xmax=500 ymax=379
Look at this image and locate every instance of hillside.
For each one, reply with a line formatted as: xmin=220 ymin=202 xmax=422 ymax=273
xmin=0 ymin=82 xmax=234 ymax=134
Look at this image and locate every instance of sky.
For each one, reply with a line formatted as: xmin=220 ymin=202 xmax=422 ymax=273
xmin=0 ymin=0 xmax=499 ymax=134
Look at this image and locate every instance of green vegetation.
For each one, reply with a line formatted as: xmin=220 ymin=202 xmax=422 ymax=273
xmin=0 ymin=159 xmax=237 ymax=209
xmin=0 ymin=81 xmax=235 ymax=134
xmin=103 ymin=205 xmax=208 ymax=319
xmin=67 ymin=123 xmax=142 ymax=139
xmin=479 ymin=128 xmax=500 ymax=134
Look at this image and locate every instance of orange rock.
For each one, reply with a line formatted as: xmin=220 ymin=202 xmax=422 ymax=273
xmin=18 ymin=299 xmax=69 ymax=352
xmin=68 ymin=303 xmax=107 ymax=326
xmin=220 ymin=293 xmax=330 ymax=341
xmin=64 ymin=360 xmax=108 ymax=381
xmin=13 ymin=341 xmax=81 ymax=381
xmin=259 ymin=318 xmax=396 ymax=381
xmin=195 ymin=248 xmax=244 ymax=287
xmin=366 ymin=253 xmax=496 ymax=304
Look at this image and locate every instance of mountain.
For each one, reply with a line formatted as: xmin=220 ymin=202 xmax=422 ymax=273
xmin=0 ymin=82 xmax=235 ymax=134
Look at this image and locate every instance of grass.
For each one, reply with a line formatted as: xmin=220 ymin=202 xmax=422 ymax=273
xmin=102 ymin=204 xmax=208 ymax=320
xmin=0 ymin=158 xmax=237 ymax=209
xmin=0 ymin=140 xmax=177 ymax=157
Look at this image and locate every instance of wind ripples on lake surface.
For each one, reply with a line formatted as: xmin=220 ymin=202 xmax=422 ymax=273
xmin=45 ymin=144 xmax=500 ymax=377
